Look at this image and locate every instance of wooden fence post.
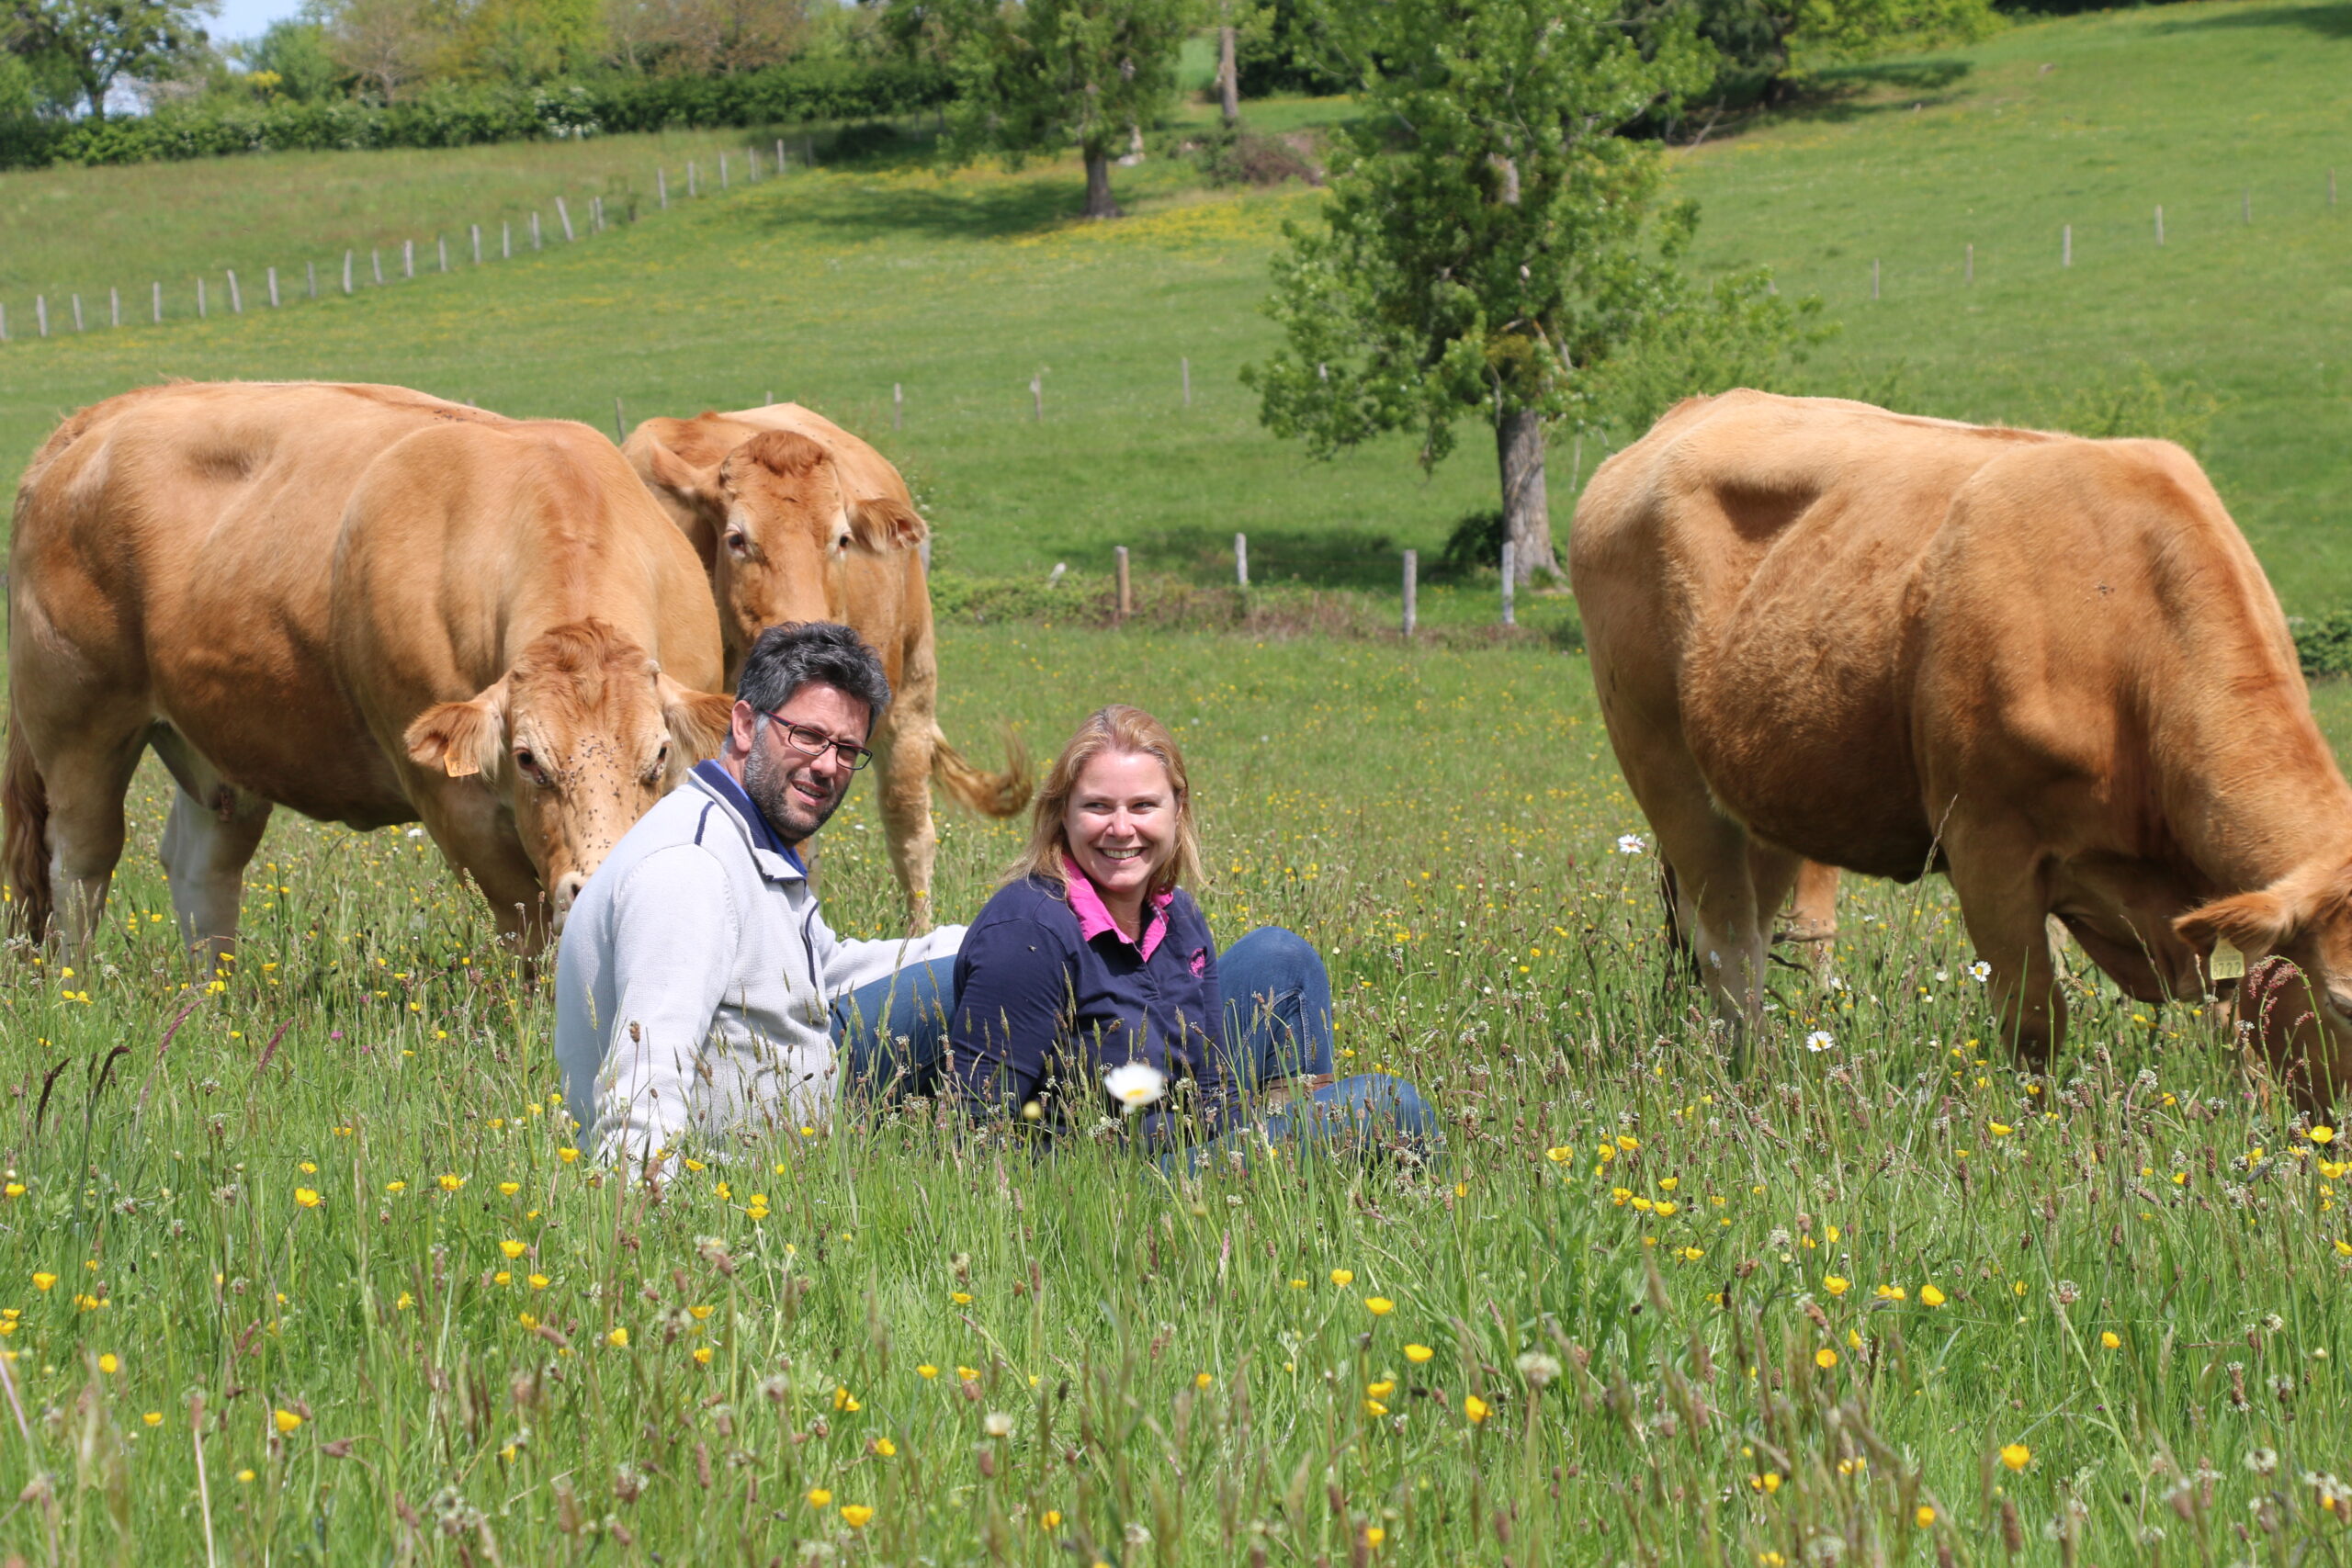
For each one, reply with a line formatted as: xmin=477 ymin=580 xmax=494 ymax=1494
xmin=0 ymin=303 xmax=7 ymax=342
xmin=437 ymin=235 xmax=448 ymax=272
xmin=153 ymin=281 xmax=163 ymax=321
xmin=1114 ymin=547 xmax=1132 ymax=622
xmin=1031 ymin=371 xmax=1043 ymax=422
xmin=110 ymin=286 xmax=119 ymax=326
xmin=720 ymin=152 xmax=729 ymax=190
xmin=2243 ymin=189 xmax=2251 ymax=224
xmin=71 ymin=293 xmax=83 ymax=331
xmin=1500 ymin=541 xmax=1516 ymax=626
xmin=2155 ymin=206 xmax=2165 ymax=245
xmin=1235 ymin=533 xmax=1249 ymax=587
xmin=1871 ymin=258 xmax=1880 ymax=299
xmin=307 ymin=261 xmax=317 ymax=299
xmin=2062 ymin=224 xmax=2071 ymax=267
xmin=472 ymin=224 xmax=482 ymax=265
xmin=894 ymin=382 xmax=903 ymax=429
xmin=775 ymin=139 xmax=786 ymax=170
xmin=343 ymin=251 xmax=354 ymax=295
xmin=658 ymin=168 xmax=668 ymax=209
xmin=614 ymin=397 xmax=627 ymax=443
xmin=1182 ymin=355 xmax=1191 ymax=406
xmin=195 ymin=280 xmax=204 ymax=319
xmin=372 ymin=248 xmax=383 ymax=284
xmin=1402 ymin=550 xmax=1418 ymax=637
xmin=267 ymin=266 xmax=279 ymax=308
xmin=503 ymin=221 xmax=512 ymax=259
xmin=591 ymin=196 xmax=603 ymax=233
xmin=530 ymin=213 xmax=542 ymax=252
xmin=557 ymin=197 xmax=574 ymax=242
xmin=688 ymin=162 xmax=698 ymax=198
xmin=226 ymin=271 xmax=240 ymax=313
xmin=402 ymin=240 xmax=413 ymax=278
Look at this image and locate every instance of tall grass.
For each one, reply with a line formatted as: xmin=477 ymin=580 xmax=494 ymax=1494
xmin=5 ymin=626 xmax=2348 ymax=1562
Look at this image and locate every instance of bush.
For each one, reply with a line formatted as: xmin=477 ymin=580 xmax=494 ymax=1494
xmin=0 ymin=57 xmax=954 ymax=171
xmin=1193 ymin=123 xmax=1321 ymax=186
xmin=2293 ymin=611 xmax=2352 ymax=681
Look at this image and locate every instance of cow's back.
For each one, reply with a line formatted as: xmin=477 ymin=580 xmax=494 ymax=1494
xmin=10 ymin=382 xmax=507 ymax=822
xmin=1572 ymin=390 xmax=2061 ymax=877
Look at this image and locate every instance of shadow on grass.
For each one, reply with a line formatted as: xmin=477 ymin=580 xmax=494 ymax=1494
xmin=1774 ymin=58 xmax=1974 ymax=124
xmin=753 ymin=175 xmax=1088 ymax=243
xmin=2151 ymin=0 xmax=2352 ymax=37
xmin=1114 ymin=525 xmax=1422 ymax=590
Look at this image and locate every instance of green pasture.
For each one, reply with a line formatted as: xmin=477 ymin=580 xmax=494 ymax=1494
xmin=2 ymin=0 xmax=2348 ymax=604
xmin=4 ymin=626 xmax=2349 ymax=1562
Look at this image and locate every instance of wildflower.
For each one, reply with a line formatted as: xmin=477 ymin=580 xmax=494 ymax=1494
xmin=956 ymin=1366 xmax=982 ymax=1382
xmin=1805 ymin=1031 xmax=1835 ymax=1054
xmin=1103 ymin=1061 xmax=1167 ymax=1111
xmin=1617 ymin=833 xmax=1645 ymax=854
xmin=2313 ymin=1126 xmax=2336 ymax=1145
xmin=1875 ymin=1285 xmax=1906 ymax=1303
xmin=274 ymin=1409 xmax=303 ymax=1434
xmin=294 ymin=1189 xmax=322 ymax=1209
xmin=141 ymin=1412 xmax=162 ymax=1427
xmin=1329 ymin=1269 xmax=1354 ymax=1287
xmin=841 ymin=1505 xmax=875 ymax=1529
xmin=1919 ymin=1284 xmax=1947 ymax=1306
xmin=873 ymin=1438 xmax=897 ymax=1457
xmin=2001 ymin=1443 xmax=2030 ymax=1472
xmin=1288 ymin=1278 xmax=1308 ymax=1289
xmin=1758 ymin=1472 xmax=1781 ymax=1494
xmin=1405 ymin=1344 xmax=1434 ymax=1363
xmin=1815 ymin=1347 xmax=1840 ymax=1372
xmin=2101 ymin=1330 xmax=2121 ymax=1348
xmin=237 ymin=1470 xmax=255 ymax=1484
xmin=1464 ymin=1394 xmax=1490 ymax=1425
xmin=557 ymin=1148 xmax=580 ymax=1165
xmin=917 ymin=1364 xmax=940 ymax=1379
xmin=983 ymin=1412 xmax=1015 ymax=1437
xmin=498 ymin=1181 xmax=520 ymax=1197
xmin=1 ymin=1185 xmax=21 ymax=1199
xmin=385 ymin=1181 xmax=406 ymax=1194
xmin=97 ymin=1353 xmax=119 ymax=1374
xmin=1365 ymin=1526 xmax=1386 ymax=1548
xmin=1366 ymin=1379 xmax=1396 ymax=1398
xmin=951 ymin=1291 xmax=973 ymax=1305
xmin=1516 ymin=1352 xmax=1561 ymax=1388
xmin=528 ymin=1273 xmax=548 ymax=1290
xmin=499 ymin=1240 xmax=526 ymax=1261
xmin=437 ymin=1175 xmax=464 ymax=1192
xmin=1194 ymin=1371 xmax=1213 ymax=1389
xmin=1617 ymin=1134 xmax=1639 ymax=1152
xmin=1988 ymin=1122 xmax=2014 ymax=1136
xmin=1040 ymin=1509 xmax=1064 ymax=1530
xmin=32 ymin=1273 xmax=55 ymax=1292
xmin=607 ymin=1327 xmax=629 ymax=1348
xmin=807 ymin=1487 xmax=832 ymax=1508
xmin=1544 ymin=1146 xmax=1574 ymax=1164
xmin=1824 ymin=1275 xmax=1849 ymax=1297
xmin=1655 ymin=1201 xmax=1679 ymax=1217
xmin=1916 ymin=1506 xmax=1935 ymax=1528
xmin=1365 ymin=1296 xmax=1395 ymax=1316
xmin=1970 ymin=960 xmax=1991 ymax=980
xmin=693 ymin=1346 xmax=713 ymax=1366
xmin=394 ymin=1292 xmax=413 ymax=1311
xmin=298 ymin=1162 xmax=317 ymax=1175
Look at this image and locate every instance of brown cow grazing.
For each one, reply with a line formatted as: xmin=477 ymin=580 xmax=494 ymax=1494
xmin=623 ymin=402 xmax=1028 ymax=929
xmin=1572 ymin=389 xmax=2352 ymax=1100
xmin=6 ymin=381 xmax=731 ymax=960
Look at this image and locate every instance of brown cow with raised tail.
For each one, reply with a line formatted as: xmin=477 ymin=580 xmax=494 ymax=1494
xmin=1571 ymin=389 xmax=2352 ymax=1103
xmin=624 ymin=402 xmax=1028 ymax=930
xmin=6 ymin=381 xmax=731 ymax=959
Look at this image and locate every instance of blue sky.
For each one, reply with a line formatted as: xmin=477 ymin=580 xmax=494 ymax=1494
xmin=212 ymin=0 xmax=308 ymax=43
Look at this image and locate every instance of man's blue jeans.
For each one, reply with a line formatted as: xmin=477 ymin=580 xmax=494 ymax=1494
xmin=831 ymin=926 xmax=1440 ymax=1164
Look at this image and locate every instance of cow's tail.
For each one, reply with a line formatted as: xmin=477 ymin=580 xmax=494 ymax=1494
xmin=930 ymin=724 xmax=1032 ymax=819
xmin=4 ymin=706 xmax=52 ymax=943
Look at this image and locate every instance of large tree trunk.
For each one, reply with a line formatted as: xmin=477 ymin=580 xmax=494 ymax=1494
xmin=1218 ymin=23 xmax=1240 ymax=127
xmin=1082 ymin=149 xmax=1120 ymax=219
xmin=1497 ymin=408 xmax=1556 ymax=584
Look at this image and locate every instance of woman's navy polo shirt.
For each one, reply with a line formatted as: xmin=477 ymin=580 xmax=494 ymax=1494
xmin=948 ymin=872 xmax=1224 ymax=1120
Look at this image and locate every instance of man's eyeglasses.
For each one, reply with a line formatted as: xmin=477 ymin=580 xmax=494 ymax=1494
xmin=761 ymin=713 xmax=874 ymax=772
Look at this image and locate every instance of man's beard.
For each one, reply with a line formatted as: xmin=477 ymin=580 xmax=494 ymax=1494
xmin=741 ymin=733 xmax=847 ymax=844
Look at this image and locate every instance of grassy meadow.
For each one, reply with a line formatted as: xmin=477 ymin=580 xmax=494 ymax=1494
xmin=8 ymin=625 xmax=2352 ymax=1564
xmin=4 ymin=0 xmax=2352 ymax=1559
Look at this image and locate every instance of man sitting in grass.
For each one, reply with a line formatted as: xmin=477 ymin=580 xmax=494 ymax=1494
xmin=553 ymin=622 xmax=965 ymax=1166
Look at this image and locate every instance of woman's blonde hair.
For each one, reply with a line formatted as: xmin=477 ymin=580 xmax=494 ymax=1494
xmin=1004 ymin=705 xmax=1205 ymax=899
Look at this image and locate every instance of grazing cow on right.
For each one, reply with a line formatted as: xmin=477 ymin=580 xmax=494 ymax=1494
xmin=1572 ymin=389 xmax=2352 ymax=1101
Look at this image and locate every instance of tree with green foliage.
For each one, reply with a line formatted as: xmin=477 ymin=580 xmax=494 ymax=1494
xmin=6 ymin=0 xmax=215 ymax=117
xmin=1633 ymin=0 xmax=2000 ymax=108
xmin=1246 ymin=0 xmax=1821 ymax=582
xmin=936 ymin=0 xmax=1193 ymax=219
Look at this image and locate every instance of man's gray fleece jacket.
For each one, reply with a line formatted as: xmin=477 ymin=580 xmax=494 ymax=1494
xmin=553 ymin=767 xmax=964 ymax=1163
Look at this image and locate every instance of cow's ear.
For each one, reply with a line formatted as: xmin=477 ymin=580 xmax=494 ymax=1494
xmin=2176 ymin=886 xmax=2301 ymax=961
xmin=641 ymin=437 xmax=723 ymax=515
xmin=405 ymin=679 xmax=510 ymax=780
xmin=847 ymin=496 xmax=927 ymax=554
xmin=659 ymin=676 xmax=735 ymax=771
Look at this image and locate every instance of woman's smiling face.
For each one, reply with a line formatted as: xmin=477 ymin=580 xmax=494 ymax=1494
xmin=1063 ymin=749 xmax=1176 ymax=908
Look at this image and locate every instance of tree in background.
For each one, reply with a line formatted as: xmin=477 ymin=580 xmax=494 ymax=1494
xmin=1633 ymin=0 xmax=1999 ymax=107
xmin=321 ymin=0 xmax=441 ymax=96
xmin=452 ymin=0 xmax=600 ymax=80
xmin=937 ymin=0 xmax=1193 ymax=219
xmin=234 ymin=16 xmax=345 ymax=98
xmin=600 ymin=0 xmax=807 ymax=74
xmin=5 ymin=0 xmax=214 ymax=117
xmin=1246 ymin=0 xmax=1819 ymax=582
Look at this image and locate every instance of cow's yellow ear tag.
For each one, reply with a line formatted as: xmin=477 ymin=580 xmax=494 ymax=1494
xmin=2210 ymin=937 xmax=2245 ymax=981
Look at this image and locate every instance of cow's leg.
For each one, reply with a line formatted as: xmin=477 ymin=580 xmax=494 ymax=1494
xmin=29 ymin=720 xmax=150 ymax=958
xmin=871 ymin=704 xmax=938 ymax=933
xmin=1777 ymin=860 xmax=1840 ymax=975
xmin=1945 ymin=831 xmax=2063 ymax=1067
xmin=150 ymin=726 xmax=274 ymax=965
xmin=1657 ymin=808 xmax=1770 ymax=1028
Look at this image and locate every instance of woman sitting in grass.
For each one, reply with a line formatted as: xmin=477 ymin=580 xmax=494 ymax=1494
xmin=834 ymin=704 xmax=1437 ymax=1165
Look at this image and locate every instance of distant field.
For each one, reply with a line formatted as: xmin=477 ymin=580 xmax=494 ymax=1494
xmin=1 ymin=0 xmax=2347 ymax=604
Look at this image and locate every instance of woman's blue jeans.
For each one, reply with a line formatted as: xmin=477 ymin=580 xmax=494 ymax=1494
xmin=831 ymin=926 xmax=1440 ymax=1166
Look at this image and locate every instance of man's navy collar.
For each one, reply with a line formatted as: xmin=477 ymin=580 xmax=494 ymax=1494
xmin=692 ymin=760 xmax=807 ymax=875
